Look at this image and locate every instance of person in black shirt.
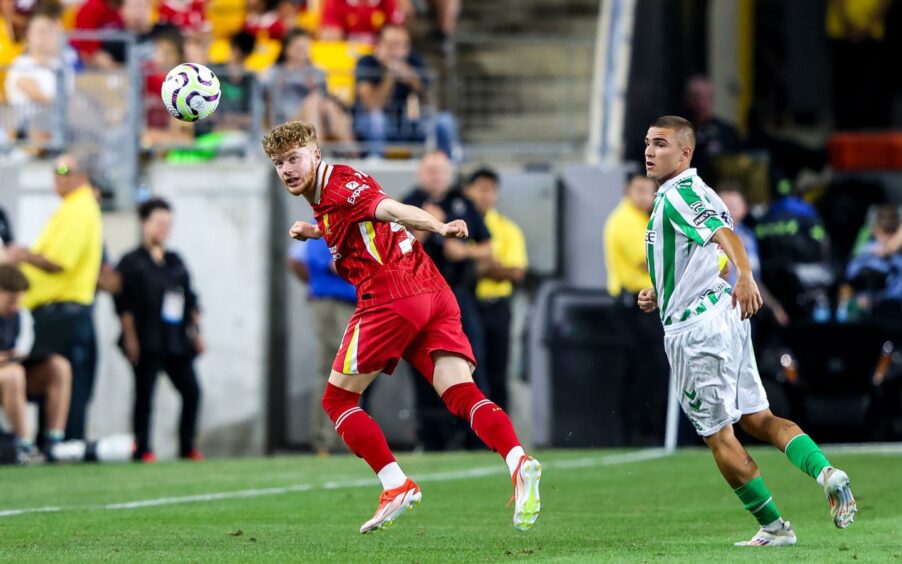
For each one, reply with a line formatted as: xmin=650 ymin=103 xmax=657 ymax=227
xmin=115 ymin=198 xmax=203 ymax=462
xmin=353 ymin=24 xmax=459 ymax=159
xmin=0 ymin=206 xmax=13 ymax=248
xmin=402 ymin=151 xmax=492 ymax=450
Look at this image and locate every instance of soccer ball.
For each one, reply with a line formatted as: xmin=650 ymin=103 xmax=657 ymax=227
xmin=161 ymin=63 xmax=221 ymax=122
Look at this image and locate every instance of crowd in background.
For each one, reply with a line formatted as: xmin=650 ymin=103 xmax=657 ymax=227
xmin=1 ymin=0 xmax=462 ymax=158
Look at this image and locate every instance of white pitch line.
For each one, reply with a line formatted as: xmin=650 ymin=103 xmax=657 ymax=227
xmin=0 ymin=450 xmax=669 ymax=518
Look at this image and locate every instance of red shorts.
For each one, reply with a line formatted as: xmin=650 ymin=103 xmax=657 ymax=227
xmin=332 ymin=287 xmax=476 ymax=380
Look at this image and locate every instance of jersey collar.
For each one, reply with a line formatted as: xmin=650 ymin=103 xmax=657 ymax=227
xmin=313 ymin=161 xmax=333 ymax=205
xmin=657 ymin=168 xmax=697 ymax=193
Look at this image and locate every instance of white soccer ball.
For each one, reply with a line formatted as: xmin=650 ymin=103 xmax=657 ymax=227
xmin=161 ymin=63 xmax=221 ymax=122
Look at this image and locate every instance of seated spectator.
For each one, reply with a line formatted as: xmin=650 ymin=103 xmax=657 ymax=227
xmin=319 ymin=0 xmax=405 ymax=45
xmin=142 ymin=30 xmax=195 ymax=146
xmin=840 ymin=205 xmax=902 ymax=325
xmin=684 ymin=75 xmax=742 ymax=182
xmin=157 ymin=0 xmax=208 ymax=35
xmin=115 ymin=198 xmax=204 ymax=462
xmin=717 ymin=182 xmax=790 ymax=327
xmin=4 ymin=5 xmax=75 ymax=145
xmin=353 ymin=24 xmax=458 ymax=159
xmin=207 ymin=31 xmax=257 ymax=132
xmin=0 ymin=264 xmax=72 ymax=463
xmin=71 ymin=0 xmax=124 ymax=68
xmin=265 ymin=29 xmax=354 ymax=147
xmin=243 ymin=0 xmax=291 ymax=40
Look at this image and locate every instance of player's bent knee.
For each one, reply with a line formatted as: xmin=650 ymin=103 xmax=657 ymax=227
xmin=326 ymin=369 xmax=377 ymax=395
xmin=431 ymin=353 xmax=474 ymax=396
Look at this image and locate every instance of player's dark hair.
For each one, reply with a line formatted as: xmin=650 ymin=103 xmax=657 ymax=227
xmin=650 ymin=115 xmax=696 ymax=150
xmin=467 ymin=167 xmax=499 ymax=187
xmin=138 ymin=198 xmax=172 ymax=222
xmin=0 ymin=264 xmax=29 ymax=293
xmin=230 ymin=31 xmax=256 ymax=60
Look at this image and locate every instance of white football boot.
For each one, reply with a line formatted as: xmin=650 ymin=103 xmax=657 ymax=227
xmin=822 ymin=467 xmax=857 ymax=529
xmin=735 ymin=520 xmax=797 ymax=547
xmin=359 ymin=478 xmax=421 ymax=534
xmin=510 ymin=456 xmax=542 ymax=531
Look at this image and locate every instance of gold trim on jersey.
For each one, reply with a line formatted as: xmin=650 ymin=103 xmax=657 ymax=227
xmin=343 ymin=321 xmax=361 ymax=374
xmin=358 ymin=221 xmax=384 ymax=265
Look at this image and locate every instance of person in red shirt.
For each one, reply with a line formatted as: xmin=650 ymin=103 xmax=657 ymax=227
xmin=319 ymin=0 xmax=405 ymax=44
xmin=71 ymin=0 xmax=123 ymax=67
xmin=262 ymin=121 xmax=541 ymax=534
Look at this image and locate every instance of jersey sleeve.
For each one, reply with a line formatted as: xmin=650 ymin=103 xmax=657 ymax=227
xmin=662 ymin=183 xmax=727 ymax=246
xmin=330 ymin=171 xmax=389 ymax=224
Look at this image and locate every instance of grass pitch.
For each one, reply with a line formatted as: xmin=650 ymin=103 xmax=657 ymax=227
xmin=0 ymin=446 xmax=899 ymax=562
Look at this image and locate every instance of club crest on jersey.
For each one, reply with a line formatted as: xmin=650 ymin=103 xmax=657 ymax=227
xmin=645 ymin=230 xmax=656 ymax=244
xmin=346 ymin=181 xmax=370 ymax=204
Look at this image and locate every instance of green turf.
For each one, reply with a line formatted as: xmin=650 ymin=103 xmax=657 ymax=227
xmin=0 ymin=447 xmax=899 ymax=562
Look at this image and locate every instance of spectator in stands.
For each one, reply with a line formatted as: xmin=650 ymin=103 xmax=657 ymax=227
xmin=756 ymin=177 xmax=832 ymax=321
xmin=354 ymin=24 xmax=459 ymax=159
xmin=265 ymin=29 xmax=354 ymax=147
xmin=142 ymin=30 xmax=195 ymax=146
xmin=5 ymin=153 xmax=102 ymax=442
xmin=287 ymin=237 xmax=356 ymax=455
xmin=4 ymin=5 xmax=75 ymax=145
xmin=463 ymin=167 xmax=526 ymax=412
xmin=71 ymin=0 xmax=124 ymax=68
xmin=243 ymin=0 xmax=299 ymax=41
xmin=0 ymin=0 xmax=42 ymax=70
xmin=319 ymin=0 xmax=406 ymax=45
xmin=115 ymin=198 xmax=203 ymax=462
xmin=840 ymin=205 xmax=902 ymax=326
xmin=208 ymin=31 xmax=257 ymax=132
xmin=0 ymin=264 xmax=72 ymax=462
xmin=402 ymin=151 xmax=492 ymax=450
xmin=157 ymin=0 xmax=208 ymax=35
xmin=717 ymin=182 xmax=790 ymax=327
xmin=603 ymin=173 xmax=655 ymax=298
xmin=684 ymin=75 xmax=742 ymax=182
xmin=602 ymin=172 xmax=668 ymax=444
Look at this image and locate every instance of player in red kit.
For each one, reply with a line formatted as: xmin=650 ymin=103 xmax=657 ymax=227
xmin=262 ymin=122 xmax=541 ymax=534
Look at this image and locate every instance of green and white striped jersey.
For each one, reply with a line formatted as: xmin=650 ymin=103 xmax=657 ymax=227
xmin=645 ymin=168 xmax=733 ymax=326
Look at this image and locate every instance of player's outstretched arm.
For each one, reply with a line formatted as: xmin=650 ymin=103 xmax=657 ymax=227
xmin=375 ymin=198 xmax=468 ymax=238
xmin=712 ymin=228 xmax=763 ymax=320
xmin=289 ymin=221 xmax=323 ymax=241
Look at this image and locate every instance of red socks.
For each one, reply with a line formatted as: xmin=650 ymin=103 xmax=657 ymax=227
xmin=322 ymin=383 xmax=395 ymax=473
xmin=441 ymin=382 xmax=521 ymax=458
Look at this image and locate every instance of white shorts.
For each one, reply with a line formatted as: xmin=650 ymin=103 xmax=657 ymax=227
xmin=663 ymin=297 xmax=769 ymax=437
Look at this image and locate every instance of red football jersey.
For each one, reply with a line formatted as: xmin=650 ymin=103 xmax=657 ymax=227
xmin=311 ymin=162 xmax=447 ymax=309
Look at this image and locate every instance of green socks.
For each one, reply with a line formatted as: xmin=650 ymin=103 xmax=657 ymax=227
xmin=785 ymin=434 xmax=831 ymax=480
xmin=735 ymin=477 xmax=782 ymax=527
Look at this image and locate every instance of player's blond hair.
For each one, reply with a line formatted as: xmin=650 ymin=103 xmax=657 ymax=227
xmin=262 ymin=122 xmax=319 ymax=158
xmin=651 ymin=115 xmax=696 ymax=150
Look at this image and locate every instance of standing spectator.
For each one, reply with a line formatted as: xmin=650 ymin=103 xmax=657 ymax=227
xmin=684 ymin=75 xmax=742 ymax=182
xmin=603 ymin=172 xmax=668 ymax=444
xmin=287 ymin=236 xmax=356 ymax=455
xmin=5 ymin=153 xmax=102 ymax=442
xmin=71 ymin=0 xmax=124 ymax=68
xmin=402 ymin=151 xmax=491 ymax=450
xmin=462 ymin=168 xmax=526 ymax=412
xmin=4 ymin=6 xmax=75 ymax=144
xmin=319 ymin=0 xmax=405 ymax=45
xmin=353 ymin=24 xmax=459 ymax=159
xmin=115 ymin=198 xmax=203 ymax=462
xmin=603 ymin=173 xmax=655 ymax=298
xmin=264 ymin=29 xmax=354 ymax=146
xmin=0 ymin=264 xmax=72 ymax=462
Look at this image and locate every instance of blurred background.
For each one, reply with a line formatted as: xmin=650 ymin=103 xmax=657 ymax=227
xmin=1 ymin=0 xmax=901 ymax=462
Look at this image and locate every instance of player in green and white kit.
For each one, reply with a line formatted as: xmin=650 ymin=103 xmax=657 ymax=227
xmin=638 ymin=116 xmax=857 ymax=547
